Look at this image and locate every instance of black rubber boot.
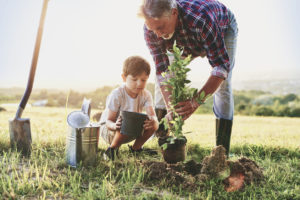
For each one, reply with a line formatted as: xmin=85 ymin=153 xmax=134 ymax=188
xmin=216 ymin=118 xmax=233 ymax=157
xmin=155 ymin=108 xmax=169 ymax=138
xmin=103 ymin=147 xmax=118 ymax=161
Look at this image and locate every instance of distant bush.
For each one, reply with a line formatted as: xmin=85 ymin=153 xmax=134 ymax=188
xmin=252 ymin=106 xmax=274 ymax=116
xmin=0 ymin=95 xmax=16 ymax=103
xmin=280 ymin=93 xmax=298 ymax=104
xmin=274 ymin=105 xmax=291 ymax=117
xmin=46 ymin=99 xmax=59 ymax=107
xmin=234 ymin=93 xmax=251 ymax=105
xmin=290 ymin=107 xmax=300 ymax=117
xmin=252 ymin=95 xmax=274 ymax=106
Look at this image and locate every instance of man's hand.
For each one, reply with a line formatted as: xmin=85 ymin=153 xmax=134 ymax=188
xmin=143 ymin=116 xmax=159 ymax=132
xmin=175 ymin=98 xmax=200 ymax=120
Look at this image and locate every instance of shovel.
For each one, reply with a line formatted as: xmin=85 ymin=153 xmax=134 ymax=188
xmin=9 ymin=0 xmax=49 ymax=156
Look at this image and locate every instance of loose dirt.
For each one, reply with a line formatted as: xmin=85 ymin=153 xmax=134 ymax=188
xmin=139 ymin=146 xmax=264 ymax=192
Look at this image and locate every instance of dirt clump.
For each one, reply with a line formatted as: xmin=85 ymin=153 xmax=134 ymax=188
xmin=223 ymin=157 xmax=264 ymax=192
xmin=140 ymin=146 xmax=264 ymax=192
xmin=142 ymin=161 xmax=168 ymax=180
xmin=183 ymin=159 xmax=202 ymax=176
xmin=141 ymin=160 xmax=197 ymax=190
xmin=201 ymin=146 xmax=264 ymax=192
xmin=236 ymin=157 xmax=264 ymax=184
xmin=223 ymin=161 xmax=245 ymax=192
xmin=201 ymin=145 xmax=229 ymax=178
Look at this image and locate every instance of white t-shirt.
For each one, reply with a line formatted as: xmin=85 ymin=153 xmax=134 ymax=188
xmin=99 ymin=84 xmax=153 ymax=124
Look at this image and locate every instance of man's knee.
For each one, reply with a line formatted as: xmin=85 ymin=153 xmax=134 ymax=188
xmin=213 ymin=88 xmax=234 ymax=120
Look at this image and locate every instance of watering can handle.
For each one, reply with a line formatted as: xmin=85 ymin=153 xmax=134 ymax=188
xmin=15 ymin=0 xmax=50 ymax=119
xmin=81 ymin=98 xmax=91 ymax=117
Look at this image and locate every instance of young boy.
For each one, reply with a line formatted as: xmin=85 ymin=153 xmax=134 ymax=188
xmin=99 ymin=56 xmax=159 ymax=160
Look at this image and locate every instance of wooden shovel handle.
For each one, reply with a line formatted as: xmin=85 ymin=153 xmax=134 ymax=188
xmin=16 ymin=0 xmax=49 ymax=119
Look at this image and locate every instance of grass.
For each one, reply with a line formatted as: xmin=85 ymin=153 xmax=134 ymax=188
xmin=0 ymin=106 xmax=299 ymax=199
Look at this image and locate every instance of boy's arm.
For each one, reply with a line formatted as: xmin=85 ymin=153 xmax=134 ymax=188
xmin=106 ymin=110 xmax=121 ymax=131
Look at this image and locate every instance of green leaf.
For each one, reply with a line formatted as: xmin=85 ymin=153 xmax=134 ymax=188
xmin=162 ymin=143 xmax=168 ymax=150
xmin=170 ymin=138 xmax=175 ymax=144
xmin=192 ymin=89 xmax=198 ymax=97
xmin=169 ymin=120 xmax=175 ymax=124
xmin=162 ymin=118 xmax=169 ymax=130
xmin=217 ymin=167 xmax=231 ymax=180
xmin=205 ymin=93 xmax=212 ymax=100
xmin=165 ymin=87 xmax=172 ymax=92
xmin=200 ymin=90 xmax=206 ymax=100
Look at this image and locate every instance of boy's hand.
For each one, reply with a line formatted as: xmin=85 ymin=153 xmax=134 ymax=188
xmin=115 ymin=115 xmax=122 ymax=130
xmin=143 ymin=116 xmax=159 ymax=131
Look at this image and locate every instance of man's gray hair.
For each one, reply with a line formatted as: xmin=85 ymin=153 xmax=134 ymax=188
xmin=139 ymin=0 xmax=177 ymax=19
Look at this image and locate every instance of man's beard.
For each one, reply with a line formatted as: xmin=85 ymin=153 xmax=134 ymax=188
xmin=162 ymin=31 xmax=175 ymax=40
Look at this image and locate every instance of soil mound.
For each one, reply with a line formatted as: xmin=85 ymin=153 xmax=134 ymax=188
xmin=141 ymin=161 xmax=197 ymax=190
xmin=201 ymin=145 xmax=228 ymax=178
xmin=227 ymin=157 xmax=264 ymax=184
xmin=223 ymin=157 xmax=264 ymax=192
xmin=140 ymin=146 xmax=264 ymax=192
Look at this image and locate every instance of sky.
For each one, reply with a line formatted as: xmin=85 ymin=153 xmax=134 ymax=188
xmin=0 ymin=0 xmax=299 ymax=91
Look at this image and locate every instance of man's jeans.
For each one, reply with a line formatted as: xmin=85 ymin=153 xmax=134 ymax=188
xmin=155 ymin=10 xmax=238 ymax=120
xmin=213 ymin=10 xmax=238 ymax=120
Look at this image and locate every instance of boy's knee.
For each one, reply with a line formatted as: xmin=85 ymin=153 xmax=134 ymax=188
xmin=100 ymin=125 xmax=116 ymax=145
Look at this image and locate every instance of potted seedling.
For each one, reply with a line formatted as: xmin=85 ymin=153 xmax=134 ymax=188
xmin=159 ymin=42 xmax=208 ymax=164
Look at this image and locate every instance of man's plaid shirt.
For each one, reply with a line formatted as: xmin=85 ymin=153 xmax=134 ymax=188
xmin=144 ymin=0 xmax=232 ymax=79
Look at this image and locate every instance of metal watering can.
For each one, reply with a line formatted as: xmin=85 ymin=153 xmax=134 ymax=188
xmin=66 ymin=99 xmax=100 ymax=167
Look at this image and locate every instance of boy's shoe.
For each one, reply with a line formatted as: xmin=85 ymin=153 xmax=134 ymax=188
xmin=128 ymin=145 xmax=158 ymax=156
xmin=103 ymin=147 xmax=118 ymax=161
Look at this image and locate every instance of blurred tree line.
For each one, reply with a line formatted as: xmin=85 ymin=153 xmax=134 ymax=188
xmin=31 ymin=84 xmax=155 ymax=111
xmin=1 ymin=84 xmax=300 ymax=117
xmin=195 ymin=90 xmax=300 ymax=117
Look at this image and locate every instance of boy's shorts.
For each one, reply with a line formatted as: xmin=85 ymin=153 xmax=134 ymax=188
xmin=99 ymin=125 xmax=115 ymax=145
xmin=99 ymin=124 xmax=136 ymax=145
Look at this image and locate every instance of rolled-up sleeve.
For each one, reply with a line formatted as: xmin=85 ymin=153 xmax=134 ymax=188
xmin=211 ymin=66 xmax=228 ymax=79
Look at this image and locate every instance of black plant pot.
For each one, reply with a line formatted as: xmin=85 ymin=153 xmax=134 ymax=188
xmin=121 ymin=111 xmax=148 ymax=140
xmin=159 ymin=136 xmax=187 ymax=164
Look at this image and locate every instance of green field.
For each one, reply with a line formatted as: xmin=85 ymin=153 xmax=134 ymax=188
xmin=0 ymin=106 xmax=299 ymax=199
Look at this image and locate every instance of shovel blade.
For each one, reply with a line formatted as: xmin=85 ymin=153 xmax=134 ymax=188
xmin=9 ymin=118 xmax=32 ymax=156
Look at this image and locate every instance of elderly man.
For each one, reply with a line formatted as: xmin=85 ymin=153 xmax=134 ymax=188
xmin=139 ymin=0 xmax=238 ymax=156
